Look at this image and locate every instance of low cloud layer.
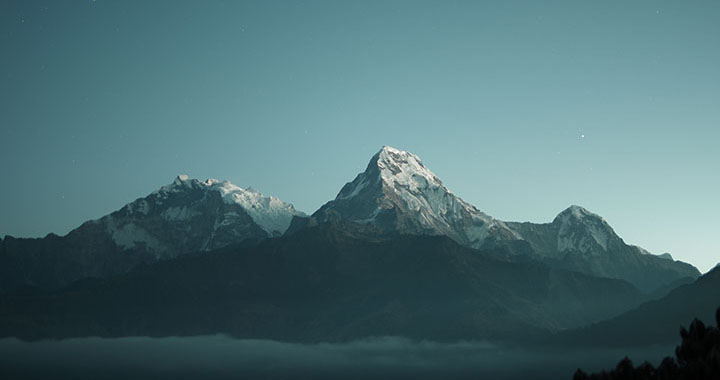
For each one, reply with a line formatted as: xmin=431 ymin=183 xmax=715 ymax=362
xmin=0 ymin=336 xmax=672 ymax=380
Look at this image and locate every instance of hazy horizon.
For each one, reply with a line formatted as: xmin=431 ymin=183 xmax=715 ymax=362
xmin=0 ymin=335 xmax=675 ymax=380
xmin=2 ymin=0 xmax=718 ymax=272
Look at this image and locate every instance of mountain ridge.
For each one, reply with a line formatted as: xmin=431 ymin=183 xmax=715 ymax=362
xmin=314 ymin=146 xmax=522 ymax=249
xmin=506 ymin=204 xmax=700 ymax=291
xmin=0 ymin=146 xmax=701 ymax=294
xmin=0 ymin=176 xmax=303 ymax=292
xmin=314 ymin=146 xmax=699 ymax=292
xmin=0 ymin=221 xmax=645 ymax=342
xmin=554 ymin=264 xmax=720 ymax=346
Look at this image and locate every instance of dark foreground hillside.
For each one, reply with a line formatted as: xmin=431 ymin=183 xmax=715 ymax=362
xmin=555 ymin=266 xmax=720 ymax=347
xmin=0 ymin=221 xmax=643 ymax=342
xmin=574 ymin=307 xmax=720 ymax=379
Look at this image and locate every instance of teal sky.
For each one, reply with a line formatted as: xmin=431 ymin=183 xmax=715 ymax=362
xmin=1 ymin=1 xmax=718 ymax=272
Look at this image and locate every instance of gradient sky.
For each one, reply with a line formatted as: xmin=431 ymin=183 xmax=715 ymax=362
xmin=1 ymin=1 xmax=718 ymax=272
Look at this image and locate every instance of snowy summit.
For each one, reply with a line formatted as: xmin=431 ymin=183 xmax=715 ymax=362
xmin=158 ymin=175 xmax=304 ymax=236
xmin=315 ymin=146 xmax=521 ymax=248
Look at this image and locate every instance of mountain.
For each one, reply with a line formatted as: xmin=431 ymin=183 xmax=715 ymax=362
xmin=555 ymin=264 xmax=720 ymax=346
xmin=310 ymin=146 xmax=698 ymax=292
xmin=312 ymin=146 xmax=522 ymax=249
xmin=506 ymin=206 xmax=700 ymax=292
xmin=0 ymin=147 xmax=702 ymax=343
xmin=0 ymin=175 xmax=303 ymax=292
xmin=0 ymin=147 xmax=698 ymax=295
xmin=0 ymin=220 xmax=644 ymax=342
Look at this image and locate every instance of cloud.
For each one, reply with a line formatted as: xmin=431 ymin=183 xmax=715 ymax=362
xmin=0 ymin=336 xmax=672 ymax=380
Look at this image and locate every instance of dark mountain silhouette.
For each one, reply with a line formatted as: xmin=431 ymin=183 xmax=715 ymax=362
xmin=0 ymin=221 xmax=643 ymax=342
xmin=573 ymin=306 xmax=720 ymax=379
xmin=556 ymin=265 xmax=720 ymax=347
xmin=0 ymin=147 xmax=705 ymax=350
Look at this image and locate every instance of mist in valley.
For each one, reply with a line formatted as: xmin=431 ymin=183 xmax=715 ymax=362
xmin=0 ymin=335 xmax=672 ymax=380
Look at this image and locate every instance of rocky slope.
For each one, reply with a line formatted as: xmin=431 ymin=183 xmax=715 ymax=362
xmin=0 ymin=220 xmax=645 ymax=342
xmin=0 ymin=176 xmax=303 ymax=292
xmin=312 ymin=146 xmax=522 ymax=249
xmin=311 ymin=146 xmax=699 ymax=293
xmin=555 ymin=264 xmax=720 ymax=346
xmin=506 ymin=206 xmax=700 ymax=292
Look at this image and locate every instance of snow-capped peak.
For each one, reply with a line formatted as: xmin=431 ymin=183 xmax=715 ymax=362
xmin=203 ymin=178 xmax=222 ymax=186
xmin=553 ymin=205 xmax=618 ymax=253
xmin=375 ymin=146 xmax=447 ymax=194
xmin=172 ymin=174 xmax=193 ymax=187
xmin=206 ymin=179 xmax=304 ymax=236
xmin=317 ymin=146 xmax=521 ymax=248
xmin=555 ymin=205 xmax=599 ymax=221
xmin=337 ymin=146 xmax=449 ymax=201
xmin=158 ymin=175 xmax=304 ymax=236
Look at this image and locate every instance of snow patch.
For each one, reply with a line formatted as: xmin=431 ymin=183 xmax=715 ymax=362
xmin=106 ymin=219 xmax=162 ymax=252
xmin=151 ymin=176 xmax=304 ymax=235
xmin=555 ymin=206 xmax=612 ymax=253
xmin=207 ymin=180 xmax=299 ymax=235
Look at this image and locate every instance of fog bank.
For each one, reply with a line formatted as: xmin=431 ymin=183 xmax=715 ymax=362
xmin=0 ymin=336 xmax=672 ymax=379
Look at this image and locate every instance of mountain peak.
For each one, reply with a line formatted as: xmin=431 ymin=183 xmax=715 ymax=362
xmin=374 ymin=146 xmax=423 ymax=167
xmin=658 ymin=252 xmax=674 ymax=260
xmin=375 ymin=145 xmax=423 ymax=164
xmin=379 ymin=145 xmax=401 ymax=154
xmin=153 ymin=175 xmax=303 ymax=236
xmin=315 ymin=146 xmax=520 ymax=248
xmin=554 ymin=205 xmax=602 ymax=223
xmin=370 ymin=146 xmax=447 ymax=196
xmin=203 ymin=178 xmax=223 ymax=186
xmin=551 ymin=205 xmax=618 ymax=253
xmin=172 ymin=174 xmax=193 ymax=187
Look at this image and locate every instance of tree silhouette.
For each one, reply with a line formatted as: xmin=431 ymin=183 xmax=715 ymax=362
xmin=573 ymin=306 xmax=720 ymax=380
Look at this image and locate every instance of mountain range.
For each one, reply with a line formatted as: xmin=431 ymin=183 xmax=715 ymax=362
xmin=304 ymin=146 xmax=698 ymax=292
xmin=0 ymin=146 xmax=710 ymax=342
xmin=0 ymin=176 xmax=302 ymax=292
xmin=556 ymin=264 xmax=720 ymax=346
xmin=0 ymin=222 xmax=644 ymax=341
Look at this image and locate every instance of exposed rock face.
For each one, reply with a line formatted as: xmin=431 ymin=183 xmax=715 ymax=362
xmin=314 ymin=146 xmax=699 ymax=293
xmin=313 ymin=146 xmax=521 ymax=249
xmin=506 ymin=206 xmax=700 ymax=292
xmin=0 ymin=147 xmax=706 ymax=343
xmin=0 ymin=147 xmax=701 ymax=296
xmin=0 ymin=176 xmax=303 ymax=292
xmin=99 ymin=175 xmax=302 ymax=257
xmin=0 ymin=223 xmax=646 ymax=342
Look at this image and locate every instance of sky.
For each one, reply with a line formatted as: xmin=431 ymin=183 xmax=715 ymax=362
xmin=1 ymin=0 xmax=718 ymax=272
